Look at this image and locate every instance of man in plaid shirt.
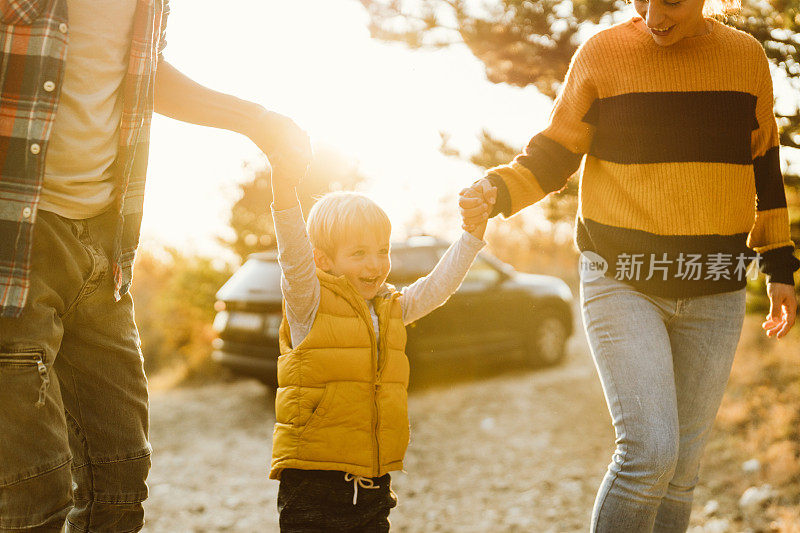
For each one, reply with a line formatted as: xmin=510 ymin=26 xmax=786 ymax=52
xmin=0 ymin=1 xmax=310 ymax=530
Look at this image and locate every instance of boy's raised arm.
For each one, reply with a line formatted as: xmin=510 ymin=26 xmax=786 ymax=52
xmin=400 ymin=188 xmax=494 ymax=325
xmin=271 ymin=170 xmax=320 ymax=348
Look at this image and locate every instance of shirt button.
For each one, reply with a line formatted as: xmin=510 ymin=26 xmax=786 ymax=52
xmin=43 ymin=81 xmax=55 ymax=92
xmin=30 ymin=143 xmax=41 ymax=155
xmin=59 ymin=22 xmax=68 ymax=33
xmin=22 ymin=207 xmax=32 ymax=218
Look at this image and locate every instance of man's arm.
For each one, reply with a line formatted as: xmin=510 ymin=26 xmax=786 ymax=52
xmin=152 ymin=60 xmax=318 ymax=344
xmin=153 ymin=61 xmax=311 ymax=175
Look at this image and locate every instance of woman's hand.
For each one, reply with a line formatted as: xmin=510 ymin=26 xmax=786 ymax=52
xmin=762 ymin=282 xmax=797 ymax=339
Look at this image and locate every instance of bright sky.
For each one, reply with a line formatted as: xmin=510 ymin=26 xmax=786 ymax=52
xmin=144 ymin=0 xmax=799 ymax=259
xmin=143 ymin=0 xmax=553 ymax=258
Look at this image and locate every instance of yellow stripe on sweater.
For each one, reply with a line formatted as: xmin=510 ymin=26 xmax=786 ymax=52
xmin=746 ymin=207 xmax=795 ymax=252
xmin=579 ymin=157 xmax=757 ymax=236
xmin=588 ymin=18 xmax=763 ymax=98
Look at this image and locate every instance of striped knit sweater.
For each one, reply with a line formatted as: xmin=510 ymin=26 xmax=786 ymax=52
xmin=487 ymin=15 xmax=800 ymax=297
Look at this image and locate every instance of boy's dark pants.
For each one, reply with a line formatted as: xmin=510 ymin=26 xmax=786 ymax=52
xmin=278 ymin=469 xmax=398 ymax=532
xmin=0 ymin=209 xmax=150 ymax=532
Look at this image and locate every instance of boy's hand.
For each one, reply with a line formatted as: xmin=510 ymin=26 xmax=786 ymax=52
xmin=270 ymin=150 xmax=310 ymax=190
xmin=459 ymin=185 xmax=494 ymax=240
xmin=460 ymin=179 xmax=496 ymax=230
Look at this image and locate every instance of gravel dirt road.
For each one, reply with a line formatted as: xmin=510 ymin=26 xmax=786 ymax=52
xmin=144 ymin=321 xmax=618 ymax=533
xmin=144 ymin=323 xmax=735 ymax=532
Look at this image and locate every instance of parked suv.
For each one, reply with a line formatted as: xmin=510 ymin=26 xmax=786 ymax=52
xmin=212 ymin=237 xmax=574 ymax=388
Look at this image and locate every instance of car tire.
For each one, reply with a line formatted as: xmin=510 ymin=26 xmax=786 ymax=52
xmin=526 ymin=309 xmax=569 ymax=367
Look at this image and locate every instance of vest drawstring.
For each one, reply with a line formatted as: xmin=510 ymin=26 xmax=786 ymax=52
xmin=344 ymin=473 xmax=378 ymax=505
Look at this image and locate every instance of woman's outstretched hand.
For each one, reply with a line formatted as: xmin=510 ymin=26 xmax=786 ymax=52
xmin=762 ymin=282 xmax=797 ymax=339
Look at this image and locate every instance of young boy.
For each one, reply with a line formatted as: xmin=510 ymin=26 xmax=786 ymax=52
xmin=268 ymin=166 xmax=495 ymax=531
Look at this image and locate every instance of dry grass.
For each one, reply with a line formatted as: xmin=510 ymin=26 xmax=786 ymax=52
xmin=698 ymin=312 xmax=800 ymax=531
xmin=485 ymin=215 xmax=580 ymax=286
xmin=132 ymin=248 xmax=235 ymax=386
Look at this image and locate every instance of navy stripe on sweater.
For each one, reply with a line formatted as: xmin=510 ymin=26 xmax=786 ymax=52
xmin=583 ymin=91 xmax=758 ymax=165
xmin=514 ymin=133 xmax=583 ymax=194
xmin=753 ymin=146 xmax=787 ymax=210
xmin=575 ymin=217 xmax=754 ymax=297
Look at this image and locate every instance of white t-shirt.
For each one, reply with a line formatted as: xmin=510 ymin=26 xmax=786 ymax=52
xmin=40 ymin=0 xmax=138 ymax=219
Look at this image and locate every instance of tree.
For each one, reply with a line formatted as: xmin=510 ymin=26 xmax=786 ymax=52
xmin=362 ymin=0 xmax=800 ymax=228
xmin=734 ymin=1 xmax=800 ymax=156
xmin=221 ymin=143 xmax=367 ymax=263
xmin=359 ymin=0 xmax=620 ymax=98
xmin=441 ymin=128 xmax=579 ymax=226
xmin=132 ymin=248 xmax=233 ymax=379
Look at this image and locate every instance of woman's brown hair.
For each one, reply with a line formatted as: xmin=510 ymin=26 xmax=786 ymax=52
xmin=702 ymin=0 xmax=742 ymax=17
xmin=625 ymin=0 xmax=742 ymax=18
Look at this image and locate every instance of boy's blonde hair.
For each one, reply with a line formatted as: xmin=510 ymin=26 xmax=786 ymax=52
xmin=306 ymin=192 xmax=391 ymax=256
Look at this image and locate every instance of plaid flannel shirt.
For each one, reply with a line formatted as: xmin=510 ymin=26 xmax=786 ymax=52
xmin=0 ymin=0 xmax=169 ymax=317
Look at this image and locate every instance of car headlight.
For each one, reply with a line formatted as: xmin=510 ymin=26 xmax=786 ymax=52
xmin=212 ymin=311 xmax=229 ymax=333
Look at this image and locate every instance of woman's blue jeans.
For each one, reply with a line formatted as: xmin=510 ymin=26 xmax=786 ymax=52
xmin=580 ymin=274 xmax=746 ymax=533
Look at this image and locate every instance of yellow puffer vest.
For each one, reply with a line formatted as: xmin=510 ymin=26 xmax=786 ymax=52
xmin=269 ymin=269 xmax=409 ymax=480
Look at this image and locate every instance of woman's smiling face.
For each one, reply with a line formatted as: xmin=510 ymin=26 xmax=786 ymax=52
xmin=633 ymin=0 xmax=709 ymax=46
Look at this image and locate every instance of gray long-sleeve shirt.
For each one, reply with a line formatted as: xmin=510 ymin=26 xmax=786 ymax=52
xmin=272 ymin=204 xmax=485 ymax=348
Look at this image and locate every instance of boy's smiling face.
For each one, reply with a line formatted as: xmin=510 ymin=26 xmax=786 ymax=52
xmin=315 ymin=230 xmax=392 ymax=300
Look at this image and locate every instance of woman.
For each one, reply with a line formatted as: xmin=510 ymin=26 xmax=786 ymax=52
xmin=460 ymin=0 xmax=799 ymax=531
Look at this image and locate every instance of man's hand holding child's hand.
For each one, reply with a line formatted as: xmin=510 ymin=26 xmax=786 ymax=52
xmin=260 ymin=110 xmax=312 ymax=209
xmin=251 ymin=108 xmax=312 ymax=189
xmin=459 ymin=180 xmax=496 ymax=240
xmin=270 ymin=150 xmax=309 ymax=190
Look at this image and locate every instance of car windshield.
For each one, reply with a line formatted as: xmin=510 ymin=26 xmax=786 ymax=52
xmin=462 ymin=256 xmax=501 ymax=286
xmin=431 ymin=247 xmax=504 ymax=287
xmin=388 ymin=247 xmax=439 ymax=285
xmin=217 ymin=256 xmax=283 ymax=302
